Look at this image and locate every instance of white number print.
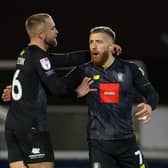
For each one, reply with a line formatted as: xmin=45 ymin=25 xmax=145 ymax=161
xmin=135 ymin=150 xmax=143 ymax=165
xmin=12 ymin=69 xmax=22 ymax=101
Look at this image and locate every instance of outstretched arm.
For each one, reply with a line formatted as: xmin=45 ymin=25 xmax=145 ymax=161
xmin=49 ymin=50 xmax=90 ymax=67
xmin=49 ymin=43 xmax=122 ymax=67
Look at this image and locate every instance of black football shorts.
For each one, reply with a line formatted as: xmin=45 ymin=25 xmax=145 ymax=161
xmin=88 ymin=136 xmax=148 ymax=168
xmin=5 ymin=128 xmax=54 ymax=164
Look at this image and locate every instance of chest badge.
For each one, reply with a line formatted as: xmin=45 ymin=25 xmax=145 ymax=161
xmin=117 ymin=72 xmax=125 ymax=82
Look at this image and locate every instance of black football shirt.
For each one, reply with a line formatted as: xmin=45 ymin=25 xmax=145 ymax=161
xmin=66 ymin=58 xmax=159 ymax=140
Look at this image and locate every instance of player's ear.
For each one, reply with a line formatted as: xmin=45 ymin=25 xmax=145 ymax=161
xmin=110 ymin=43 xmax=122 ymax=55
xmin=38 ymin=31 xmax=45 ymax=40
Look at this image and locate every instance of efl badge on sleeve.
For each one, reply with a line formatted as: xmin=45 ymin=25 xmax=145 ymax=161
xmin=40 ymin=57 xmax=51 ymax=70
xmin=99 ymin=83 xmax=120 ymax=103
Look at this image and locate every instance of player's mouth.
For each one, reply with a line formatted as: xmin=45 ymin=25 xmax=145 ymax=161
xmin=92 ymin=52 xmax=99 ymax=57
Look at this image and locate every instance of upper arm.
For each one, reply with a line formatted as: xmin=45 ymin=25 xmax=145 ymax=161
xmin=35 ymin=56 xmax=67 ymax=95
xmin=130 ymin=62 xmax=159 ymax=109
xmin=65 ymin=66 xmax=85 ymax=90
xmin=49 ymin=50 xmax=90 ymax=67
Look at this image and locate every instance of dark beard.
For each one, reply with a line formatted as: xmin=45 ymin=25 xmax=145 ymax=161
xmin=91 ymin=50 xmax=109 ymax=66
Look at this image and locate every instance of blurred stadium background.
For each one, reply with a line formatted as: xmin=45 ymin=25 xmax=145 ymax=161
xmin=0 ymin=0 xmax=168 ymax=167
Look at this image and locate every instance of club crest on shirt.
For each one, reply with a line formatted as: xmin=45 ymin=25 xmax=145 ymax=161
xmin=117 ymin=72 xmax=125 ymax=82
xmin=40 ymin=57 xmax=51 ymax=70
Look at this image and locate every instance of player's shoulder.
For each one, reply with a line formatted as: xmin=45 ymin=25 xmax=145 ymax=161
xmin=28 ymin=45 xmax=47 ymax=58
xmin=117 ymin=58 xmax=145 ymax=75
xmin=28 ymin=46 xmax=51 ymax=68
xmin=117 ymin=58 xmax=139 ymax=69
xmin=17 ymin=45 xmax=50 ymax=67
xmin=117 ymin=58 xmax=134 ymax=65
xmin=15 ymin=46 xmax=30 ymax=66
xmin=17 ymin=45 xmax=45 ymax=59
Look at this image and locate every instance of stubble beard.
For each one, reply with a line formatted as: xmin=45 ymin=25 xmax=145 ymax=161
xmin=45 ymin=38 xmax=57 ymax=48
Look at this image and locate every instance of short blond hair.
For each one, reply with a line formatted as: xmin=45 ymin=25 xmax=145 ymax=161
xmin=90 ymin=26 xmax=116 ymax=42
xmin=25 ymin=13 xmax=51 ymax=37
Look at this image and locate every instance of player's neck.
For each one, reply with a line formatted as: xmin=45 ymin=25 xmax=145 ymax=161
xmin=102 ymin=54 xmax=115 ymax=69
xmin=29 ymin=39 xmax=48 ymax=51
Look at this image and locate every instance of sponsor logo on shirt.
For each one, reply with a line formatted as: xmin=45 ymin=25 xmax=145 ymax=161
xmin=99 ymin=83 xmax=120 ymax=103
xmin=93 ymin=74 xmax=101 ymax=80
xmin=40 ymin=57 xmax=51 ymax=70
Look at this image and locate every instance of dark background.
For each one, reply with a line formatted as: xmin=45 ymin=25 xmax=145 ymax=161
xmin=0 ymin=0 xmax=168 ymax=104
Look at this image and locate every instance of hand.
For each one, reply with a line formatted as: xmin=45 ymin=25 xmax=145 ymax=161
xmin=75 ymin=77 xmax=97 ymax=98
xmin=1 ymin=85 xmax=12 ymax=102
xmin=111 ymin=43 xmax=122 ymax=56
xmin=135 ymin=103 xmax=152 ymax=123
